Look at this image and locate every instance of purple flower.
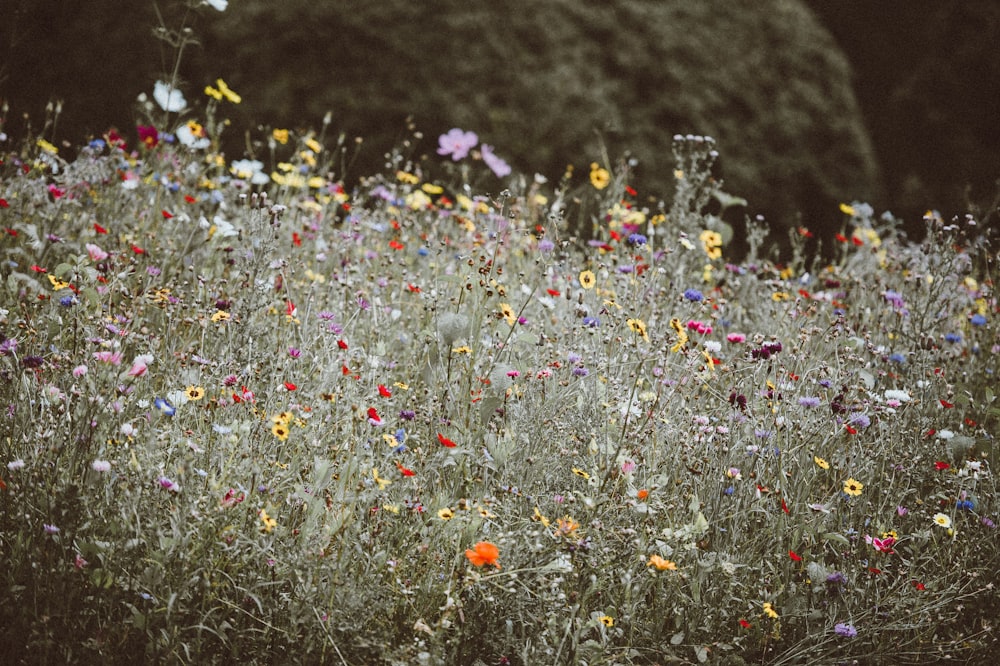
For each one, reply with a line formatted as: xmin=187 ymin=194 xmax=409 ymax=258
xmin=683 ymin=288 xmax=704 ymax=302
xmin=437 ymin=128 xmax=478 ymax=161
xmin=849 ymin=413 xmax=870 ymax=428
xmin=834 ymin=622 xmax=857 ymax=638
xmin=43 ymin=524 xmax=60 ymax=535
xmin=480 ymin=144 xmax=511 ymax=177
xmin=627 ymin=233 xmax=647 ymax=246
xmin=798 ymin=396 xmax=821 ymax=407
xmin=158 ymin=476 xmax=180 ymax=492
xmin=572 ymin=367 xmax=590 ymax=377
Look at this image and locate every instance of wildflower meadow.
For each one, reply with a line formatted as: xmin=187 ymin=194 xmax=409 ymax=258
xmin=1 ymin=19 xmax=999 ymax=666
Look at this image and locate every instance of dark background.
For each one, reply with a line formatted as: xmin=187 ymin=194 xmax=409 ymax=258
xmin=2 ymin=0 xmax=997 ymax=241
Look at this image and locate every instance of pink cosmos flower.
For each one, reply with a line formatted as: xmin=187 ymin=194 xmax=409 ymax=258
xmin=437 ymin=128 xmax=478 ymax=161
xmin=93 ymin=350 xmax=123 ymax=366
xmin=481 ymin=144 xmax=512 ymax=177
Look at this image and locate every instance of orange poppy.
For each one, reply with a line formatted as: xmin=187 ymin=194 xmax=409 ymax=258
xmin=465 ymin=541 xmax=501 ymax=569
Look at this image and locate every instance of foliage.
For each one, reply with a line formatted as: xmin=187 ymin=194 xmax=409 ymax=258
xmin=0 ymin=19 xmax=997 ymax=666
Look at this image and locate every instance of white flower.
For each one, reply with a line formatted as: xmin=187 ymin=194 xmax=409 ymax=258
xmin=153 ymin=81 xmax=187 ymax=113
xmin=884 ymin=389 xmax=911 ymax=403
xmin=7 ymin=459 xmax=25 ymax=471
xmin=936 ymin=429 xmax=955 ymax=440
xmin=91 ymin=460 xmax=111 ymax=472
xmin=176 ymin=124 xmax=210 ymax=149
xmin=204 ymin=0 xmax=228 ymax=10
xmin=231 ymin=159 xmax=271 ymax=185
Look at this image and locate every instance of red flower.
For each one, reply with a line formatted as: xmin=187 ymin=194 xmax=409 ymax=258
xmin=781 ymin=498 xmax=790 ymax=514
xmin=845 ymin=424 xmax=857 ymax=435
xmin=94 ymin=223 xmax=108 ymax=234
xmin=0 ymin=198 xmax=8 ymax=208
xmin=184 ymin=194 xmax=197 ymax=204
xmin=940 ymin=399 xmax=954 ymax=409
xmin=934 ymin=461 xmax=950 ymax=471
xmin=547 ymin=289 xmax=561 ymax=297
xmin=341 ymin=365 xmax=351 ymax=376
xmin=739 ymin=619 xmax=752 ymax=629
xmin=378 ymin=384 xmax=392 ymax=398
xmin=389 ymin=240 xmax=404 ymax=250
xmin=284 ymin=382 xmax=297 ymax=391
xmin=337 ymin=340 xmax=348 ymax=350
xmin=438 ymin=433 xmax=457 ymax=448
xmin=789 ymin=550 xmax=802 ymax=562
xmin=464 ymin=541 xmax=500 ymax=568
xmin=407 ymin=283 xmax=421 ymax=293
xmin=395 ymin=461 xmax=415 ymax=477
xmin=162 ymin=209 xmax=173 ymax=219
xmin=912 ymin=580 xmax=926 ymax=591
xmin=367 ymin=407 xmax=382 ymax=424
xmin=131 ymin=245 xmax=145 ymax=254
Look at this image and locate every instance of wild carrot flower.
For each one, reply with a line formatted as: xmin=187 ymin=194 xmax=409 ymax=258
xmin=465 ymin=541 xmax=500 ymax=569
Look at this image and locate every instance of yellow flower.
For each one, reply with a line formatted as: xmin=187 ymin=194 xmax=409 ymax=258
xmin=259 ymin=509 xmax=277 ymax=533
xmin=814 ymin=456 xmax=830 ymax=470
xmin=185 ymin=386 xmax=205 ymax=401
xmin=579 ymin=270 xmax=596 ymax=290
xmin=932 ymin=513 xmax=952 ymax=529
xmin=396 ymin=170 xmax=420 ymax=185
xmin=372 ymin=468 xmax=391 ymax=490
xmin=839 ymin=203 xmax=856 ymax=216
xmin=772 ymin=291 xmax=790 ymax=302
xmin=215 ymin=78 xmax=241 ymax=104
xmin=271 ymin=422 xmax=289 ymax=441
xmin=382 ymin=504 xmax=400 ymax=514
xmin=699 ymin=229 xmax=723 ymax=260
xmin=532 ymin=506 xmax=550 ymax=527
xmin=47 ymin=274 xmax=70 ymax=291
xmin=437 ymin=507 xmax=455 ymax=521
xmin=211 ymin=310 xmax=231 ymax=323
xmin=305 ymin=137 xmax=322 ymax=153
xmin=204 ymin=85 xmax=223 ymax=101
xmin=599 ymin=615 xmax=614 ymax=628
xmin=589 ymin=162 xmax=610 ymax=190
xmin=843 ymin=478 xmax=864 ymax=497
xmin=647 ymin=554 xmax=678 ymax=571
xmin=37 ymin=138 xmax=59 ymax=154
xmin=451 ymin=345 xmax=472 ymax=355
xmin=572 ymin=467 xmax=590 ymax=480
xmin=762 ymin=602 xmax=779 ymax=619
xmin=271 ymin=411 xmax=293 ymax=425
xmin=421 ymin=183 xmax=444 ymax=195
xmin=499 ymin=303 xmax=517 ymax=326
xmin=272 ymin=128 xmax=289 ymax=145
xmin=626 ymin=318 xmax=649 ymax=342
xmin=669 ymin=318 xmax=688 ymax=352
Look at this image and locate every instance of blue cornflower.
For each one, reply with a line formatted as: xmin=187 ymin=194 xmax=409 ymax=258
xmin=582 ymin=316 xmax=601 ymax=328
xmin=956 ymin=500 xmax=974 ymax=511
xmin=59 ymin=295 xmax=76 ymax=307
xmin=849 ymin=413 xmax=871 ymax=429
xmin=154 ymin=397 xmax=176 ymax=416
xmin=971 ymin=314 xmax=987 ymax=326
xmin=627 ymin=233 xmax=647 ymax=246
xmin=572 ymin=367 xmax=589 ymax=377
xmin=888 ymin=353 xmax=906 ymax=364
xmin=945 ymin=333 xmax=962 ymax=343
xmin=683 ymin=288 xmax=704 ymax=302
xmin=418 ymin=247 xmax=429 ymax=256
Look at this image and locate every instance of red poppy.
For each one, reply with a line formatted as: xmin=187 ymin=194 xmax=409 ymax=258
xmin=739 ymin=619 xmax=752 ymax=629
xmin=781 ymin=498 xmax=790 ymax=514
xmin=437 ymin=433 xmax=457 ymax=448
xmin=284 ymin=382 xmax=297 ymax=391
xmin=789 ymin=550 xmax=802 ymax=562
xmin=162 ymin=209 xmax=173 ymax=219
xmin=337 ymin=340 xmax=348 ymax=350
xmin=395 ymin=461 xmax=415 ymax=477
xmin=94 ymin=223 xmax=108 ymax=234
xmin=184 ymin=194 xmax=196 ymax=204
xmin=934 ymin=461 xmax=950 ymax=471
xmin=378 ymin=385 xmax=392 ymax=398
xmin=940 ymin=399 xmax=954 ymax=408
xmin=464 ymin=541 xmax=500 ymax=568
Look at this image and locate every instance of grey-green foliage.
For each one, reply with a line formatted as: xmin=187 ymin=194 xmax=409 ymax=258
xmin=193 ymin=0 xmax=877 ymax=226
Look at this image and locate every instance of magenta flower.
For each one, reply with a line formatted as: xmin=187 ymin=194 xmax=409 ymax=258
xmin=437 ymin=128 xmax=478 ymax=160
xmin=128 ymin=354 xmax=154 ymax=377
xmin=480 ymin=144 xmax=511 ymax=177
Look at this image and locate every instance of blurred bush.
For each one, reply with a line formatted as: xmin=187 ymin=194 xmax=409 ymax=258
xmin=2 ymin=0 xmax=878 ymax=237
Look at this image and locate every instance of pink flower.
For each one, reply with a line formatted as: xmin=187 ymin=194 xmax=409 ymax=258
xmin=72 ymin=364 xmax=88 ymax=377
xmin=85 ymin=243 xmax=109 ymax=262
xmin=128 ymin=354 xmax=154 ymax=377
xmin=436 ymin=128 xmax=478 ymax=161
xmin=481 ymin=144 xmax=512 ymax=177
xmin=92 ymin=350 xmax=122 ymax=365
xmin=726 ymin=333 xmax=746 ymax=343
